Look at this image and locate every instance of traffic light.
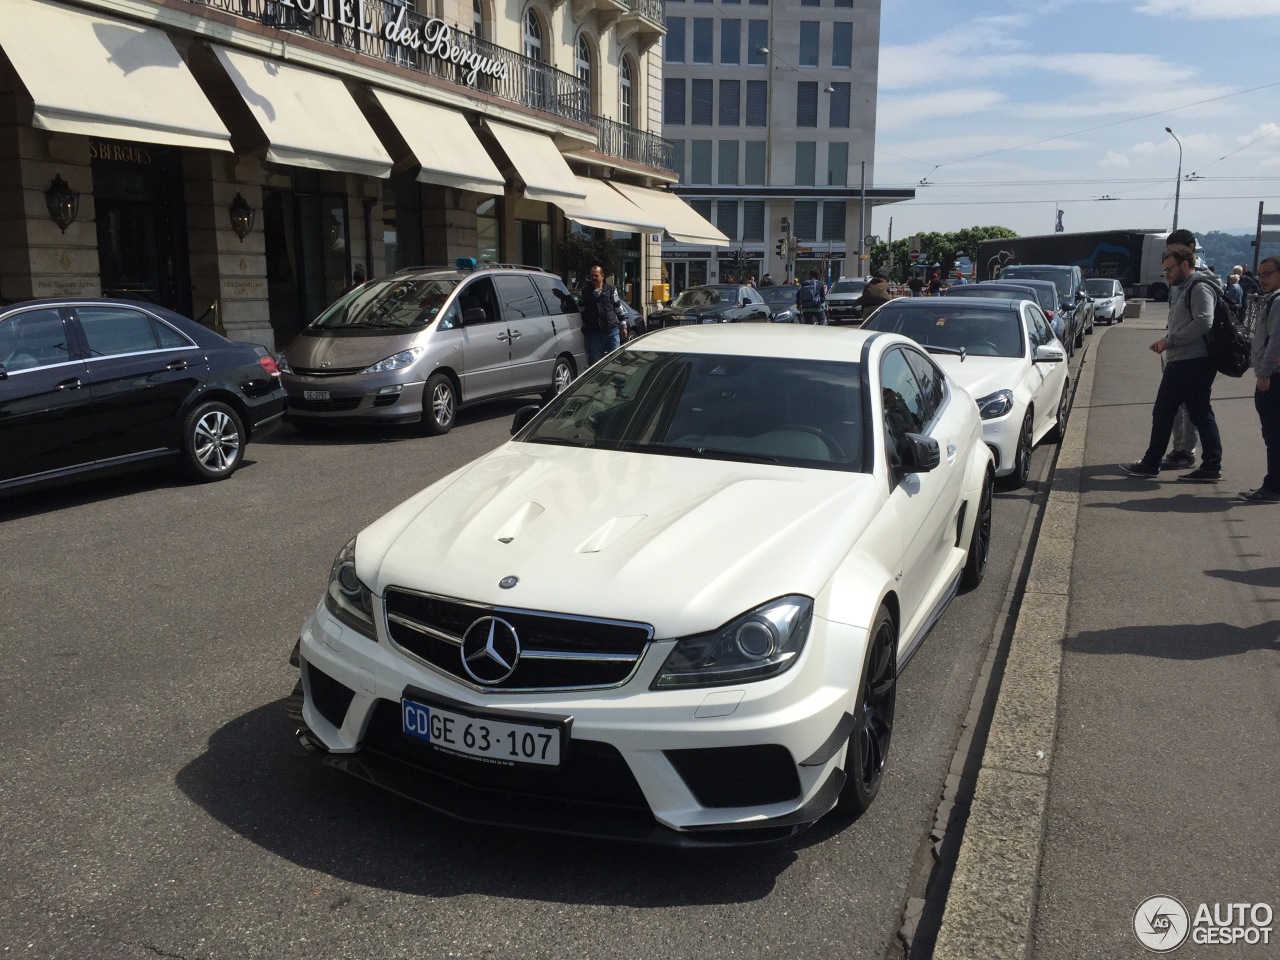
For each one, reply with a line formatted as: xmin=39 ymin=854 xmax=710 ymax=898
xmin=775 ymin=239 xmax=785 ymax=257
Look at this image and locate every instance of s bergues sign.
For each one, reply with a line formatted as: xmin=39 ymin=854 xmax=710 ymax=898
xmin=268 ymin=0 xmax=509 ymax=86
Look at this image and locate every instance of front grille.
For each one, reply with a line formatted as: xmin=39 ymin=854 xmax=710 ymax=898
xmin=292 ymin=366 xmax=366 ymax=377
xmin=383 ymin=588 xmax=651 ymax=691
xmin=305 ymin=661 xmax=355 ymax=729
xmin=360 ymin=698 xmax=650 ymax=810
xmin=288 ymin=396 xmax=362 ymax=412
xmin=665 ymin=745 xmax=801 ymax=808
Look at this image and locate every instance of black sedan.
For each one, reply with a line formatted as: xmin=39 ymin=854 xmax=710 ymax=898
xmin=649 ymin=285 xmax=772 ymax=328
xmin=0 ymin=299 xmax=286 ymax=495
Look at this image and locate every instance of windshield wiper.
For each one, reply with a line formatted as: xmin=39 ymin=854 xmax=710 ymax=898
xmin=925 ymin=345 xmax=966 ymax=360
xmin=622 ymin=442 xmax=781 ymax=465
xmin=526 ymin=435 xmax=596 ymax=447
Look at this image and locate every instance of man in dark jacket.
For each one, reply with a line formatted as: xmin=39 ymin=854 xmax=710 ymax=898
xmin=579 ymin=264 xmax=626 ymax=364
xmin=854 ymin=270 xmax=895 ymax=319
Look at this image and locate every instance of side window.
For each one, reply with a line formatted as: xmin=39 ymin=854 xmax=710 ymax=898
xmin=880 ymin=348 xmax=929 ymax=465
xmin=153 ymin=320 xmax=195 ymax=349
xmin=77 ymin=306 xmax=159 ymax=357
xmin=1027 ymin=306 xmax=1053 ymax=347
xmin=456 ymin=277 xmax=501 ymax=325
xmin=493 ymin=275 xmax=545 ymax=321
xmin=904 ymin=349 xmax=944 ymax=423
xmin=0 ymin=308 xmax=71 ymax=371
xmin=533 ymin=275 xmax=580 ymax=316
xmin=436 ymin=301 xmax=460 ymax=331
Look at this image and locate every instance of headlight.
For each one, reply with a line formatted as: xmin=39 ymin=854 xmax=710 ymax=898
xmin=323 ymin=537 xmax=376 ymax=637
xmin=976 ymin=389 xmax=1015 ymax=420
xmin=360 ymin=347 xmax=424 ymax=375
xmin=276 ymin=353 xmax=292 ymax=374
xmin=651 ymin=596 xmax=813 ymax=689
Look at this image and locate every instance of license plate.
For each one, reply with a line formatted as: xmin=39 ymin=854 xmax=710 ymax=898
xmin=304 ymin=390 xmax=330 ymax=401
xmin=401 ymin=697 xmax=562 ymax=767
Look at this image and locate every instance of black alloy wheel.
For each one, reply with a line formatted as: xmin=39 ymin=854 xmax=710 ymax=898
xmin=1001 ymin=411 xmax=1033 ymax=489
xmin=960 ymin=472 xmax=993 ymax=590
xmin=1046 ymin=378 xmax=1071 ymax=444
xmin=838 ymin=604 xmax=897 ymax=815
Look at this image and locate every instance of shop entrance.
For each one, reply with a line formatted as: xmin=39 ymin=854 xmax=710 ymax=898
xmin=92 ymin=141 xmax=192 ymax=317
xmin=664 ymin=260 xmax=708 ymax=298
xmin=264 ymin=173 xmax=350 ymax=348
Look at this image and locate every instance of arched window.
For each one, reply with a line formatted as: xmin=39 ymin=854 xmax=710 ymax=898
xmin=576 ymin=35 xmax=592 ymax=87
xmin=472 ymin=0 xmax=484 ymax=39
xmin=620 ymin=58 xmax=634 ymax=127
xmin=523 ymin=9 xmax=543 ymax=61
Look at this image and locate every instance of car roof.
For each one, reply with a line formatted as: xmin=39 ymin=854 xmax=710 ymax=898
xmin=875 ymin=297 xmax=1021 ymax=313
xmin=631 ymin=322 xmax=894 ymax=362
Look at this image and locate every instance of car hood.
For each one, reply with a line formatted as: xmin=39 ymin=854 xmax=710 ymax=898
xmin=653 ymin=303 xmax=736 ymax=320
xmin=284 ymin=329 xmax=423 ymax=369
xmin=356 ymin=444 xmax=883 ymax=637
xmin=826 ymin=292 xmax=861 ymax=303
xmin=931 ymin=354 xmax=1025 ymax=402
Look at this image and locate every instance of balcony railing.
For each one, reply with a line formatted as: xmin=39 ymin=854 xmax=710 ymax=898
xmin=186 ymin=0 xmax=593 ymax=125
xmin=594 ymin=116 xmax=674 ymax=172
xmin=624 ymin=0 xmax=664 ymax=26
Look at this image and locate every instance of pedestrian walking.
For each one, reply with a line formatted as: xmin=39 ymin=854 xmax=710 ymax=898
xmin=951 ymin=269 xmax=967 ymax=286
xmin=855 ymin=269 xmax=895 ymax=318
xmin=760 ymin=274 xmax=775 ymax=287
xmin=927 ymin=273 xmax=944 ymax=296
xmin=795 ymin=269 xmax=828 ymax=324
xmin=1159 ymin=229 xmax=1213 ymax=470
xmin=906 ymin=274 xmax=924 ymax=298
xmin=1120 ymin=246 xmax=1224 ymax=482
xmin=579 ymin=264 xmax=626 ymax=364
xmin=1239 ymin=255 xmax=1280 ymax=503
xmin=1224 ymin=273 xmax=1244 ymax=314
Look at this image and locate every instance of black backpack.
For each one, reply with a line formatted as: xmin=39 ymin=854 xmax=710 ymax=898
xmin=797 ymin=281 xmax=824 ymax=309
xmin=1189 ymin=277 xmax=1251 ymax=378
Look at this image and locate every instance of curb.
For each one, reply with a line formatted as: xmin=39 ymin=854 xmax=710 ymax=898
xmin=929 ymin=325 xmax=1106 ymax=960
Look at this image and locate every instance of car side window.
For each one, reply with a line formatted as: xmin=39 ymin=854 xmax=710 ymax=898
xmin=77 ymin=306 xmax=159 ymax=357
xmin=436 ymin=301 xmax=460 ymax=331
xmin=533 ymin=275 xmax=579 ymax=316
xmin=493 ymin=275 xmax=545 ymax=320
xmin=154 ymin=319 xmax=196 ymax=349
xmin=904 ymin=349 xmax=944 ymax=422
xmin=0 ymin=308 xmax=72 ymax=371
xmin=880 ymin=348 xmax=929 ymax=466
xmin=1027 ymin=306 xmax=1054 ymax=347
xmin=457 ymin=277 xmax=501 ymax=325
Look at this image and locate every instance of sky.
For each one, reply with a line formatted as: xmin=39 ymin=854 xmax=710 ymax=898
xmin=873 ymin=0 xmax=1280 ymax=240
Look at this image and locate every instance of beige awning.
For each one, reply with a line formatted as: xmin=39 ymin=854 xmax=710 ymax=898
xmin=0 ymin=0 xmax=231 ymax=151
xmin=485 ymin=121 xmax=587 ymax=205
xmin=372 ymin=91 xmax=504 ymax=195
xmin=607 ymin=182 xmax=730 ymax=247
xmin=212 ymin=46 xmax=392 ymax=178
xmin=558 ymin=178 xmax=665 ymax=234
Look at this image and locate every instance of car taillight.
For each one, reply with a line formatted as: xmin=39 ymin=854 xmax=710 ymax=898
xmin=258 ymin=355 xmax=281 ymax=378
xmin=1045 ymin=309 xmax=1055 ymax=319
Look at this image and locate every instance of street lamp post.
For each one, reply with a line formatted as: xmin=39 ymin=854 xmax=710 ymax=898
xmin=1165 ymin=126 xmax=1182 ymax=233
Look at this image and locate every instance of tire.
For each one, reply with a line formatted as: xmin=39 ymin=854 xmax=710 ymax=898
xmin=999 ymin=410 xmax=1033 ymax=489
xmin=1046 ymin=377 xmax=1070 ymax=444
xmin=837 ymin=604 xmax=897 ymax=816
xmin=1150 ymin=283 xmax=1169 ymax=303
xmin=420 ymin=372 xmax=457 ymax=436
xmin=960 ymin=471 xmax=993 ymax=591
xmin=181 ymin=400 xmax=245 ymax=481
xmin=543 ymin=355 xmax=575 ymax=403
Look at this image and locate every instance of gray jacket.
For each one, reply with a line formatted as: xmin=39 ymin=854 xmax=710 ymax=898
xmin=1164 ymin=275 xmax=1214 ymax=362
xmin=1253 ymin=291 xmax=1280 ymax=379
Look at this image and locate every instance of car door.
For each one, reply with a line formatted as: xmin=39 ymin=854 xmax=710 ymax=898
xmin=532 ymin=274 xmax=586 ymax=368
xmin=0 ymin=306 xmax=94 ymax=486
xmin=494 ymin=274 xmax=555 ymax=393
xmin=746 ymin=288 xmax=770 ymax=321
xmin=74 ymin=304 xmax=208 ymax=460
xmin=454 ymin=276 xmax=512 ymax=401
xmin=1026 ymin=304 xmax=1067 ymax=439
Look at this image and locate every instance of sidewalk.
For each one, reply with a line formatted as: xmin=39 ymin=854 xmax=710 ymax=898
xmin=935 ymin=306 xmax=1279 ymax=958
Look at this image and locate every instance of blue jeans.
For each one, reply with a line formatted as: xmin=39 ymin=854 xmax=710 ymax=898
xmin=586 ymin=327 xmax=620 ymax=365
xmin=1256 ymin=375 xmax=1280 ymax=492
xmin=801 ymin=311 xmax=827 ymax=325
xmin=1141 ymin=356 xmax=1222 ymax=470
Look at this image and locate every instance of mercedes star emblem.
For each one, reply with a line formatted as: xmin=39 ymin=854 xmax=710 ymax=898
xmin=460 ymin=616 xmax=521 ymax=685
xmin=499 ymin=576 xmax=519 ymax=589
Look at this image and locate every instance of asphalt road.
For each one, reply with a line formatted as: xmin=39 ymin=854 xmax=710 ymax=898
xmin=0 ymin=361 xmax=1076 ymax=960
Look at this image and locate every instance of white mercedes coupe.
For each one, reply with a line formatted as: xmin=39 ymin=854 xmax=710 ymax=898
xmin=863 ymin=297 xmax=1070 ymax=489
xmin=287 ymin=325 xmax=995 ymax=845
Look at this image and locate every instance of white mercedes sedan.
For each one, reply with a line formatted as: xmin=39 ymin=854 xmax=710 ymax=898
xmin=287 ymin=325 xmax=995 ymax=844
xmin=863 ymin=297 xmax=1070 ymax=488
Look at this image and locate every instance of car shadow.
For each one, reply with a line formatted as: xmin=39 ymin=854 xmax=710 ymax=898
xmin=260 ymin=398 xmax=537 ymax=446
xmin=175 ymin=700 xmax=801 ymax=906
xmin=1062 ymin=620 xmax=1280 ymax=661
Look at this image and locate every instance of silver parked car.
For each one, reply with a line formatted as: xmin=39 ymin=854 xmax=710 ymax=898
xmin=278 ymin=263 xmax=588 ymax=435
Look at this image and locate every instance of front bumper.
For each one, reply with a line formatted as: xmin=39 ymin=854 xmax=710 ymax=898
xmin=289 ymin=598 xmax=866 ymax=844
xmin=825 ymin=302 xmax=861 ymax=324
xmin=282 ymin=373 xmax=428 ymax=424
xmin=982 ymin=414 xmax=1021 ymax=477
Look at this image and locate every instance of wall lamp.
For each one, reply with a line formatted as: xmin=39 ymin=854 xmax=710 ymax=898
xmin=45 ymin=174 xmax=79 ymax=233
xmin=756 ymin=46 xmax=799 ymax=71
xmin=228 ymin=192 xmax=255 ymax=241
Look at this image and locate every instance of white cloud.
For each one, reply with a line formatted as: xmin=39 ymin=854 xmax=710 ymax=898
xmin=1100 ymin=152 xmax=1132 ymax=168
xmin=877 ymin=89 xmax=1007 ymax=131
xmin=1137 ymin=0 xmax=1280 ymax=17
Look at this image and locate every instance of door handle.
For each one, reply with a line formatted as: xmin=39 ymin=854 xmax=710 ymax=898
xmin=496 ymin=333 xmax=510 ymax=342
xmin=509 ymin=329 xmax=522 ymax=340
xmin=166 ymin=360 xmax=188 ymax=371
xmin=56 ymin=378 xmax=83 ymax=391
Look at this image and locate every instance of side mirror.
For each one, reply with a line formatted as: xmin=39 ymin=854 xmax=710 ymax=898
xmin=1034 ymin=344 xmax=1066 ymax=364
xmin=510 ymin=404 xmax=542 ymax=435
xmin=462 ymin=307 xmax=487 ymax=324
xmin=898 ymin=433 xmax=940 ymax=474
xmin=742 ymin=297 xmax=752 ymax=306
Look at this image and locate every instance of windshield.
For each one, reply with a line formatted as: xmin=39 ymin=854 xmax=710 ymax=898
xmin=1084 ymin=279 xmax=1116 ymax=295
xmin=758 ymin=286 xmax=799 ymax=305
xmin=671 ymin=287 xmax=730 ymax=309
xmin=946 ymin=288 xmax=1024 ymax=301
xmin=308 ymin=277 xmax=459 ymax=330
xmin=999 ymin=267 xmax=1072 ymax=298
xmin=829 ymin=280 xmax=865 ymax=294
xmin=521 ymin=350 xmax=864 ymax=471
xmin=864 ymin=305 xmax=1025 ymax=358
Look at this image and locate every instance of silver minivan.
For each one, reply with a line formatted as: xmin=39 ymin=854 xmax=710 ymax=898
xmin=278 ymin=264 xmax=587 ymax=434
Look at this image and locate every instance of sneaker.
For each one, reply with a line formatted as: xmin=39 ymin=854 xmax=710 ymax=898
xmin=1177 ymin=467 xmax=1222 ymax=483
xmin=1238 ymin=488 xmax=1280 ymax=503
xmin=1120 ymin=461 xmax=1159 ymax=478
xmin=1159 ymin=451 xmax=1196 ymax=470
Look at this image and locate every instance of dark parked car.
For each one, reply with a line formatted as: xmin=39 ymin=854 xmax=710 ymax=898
xmin=997 ymin=264 xmax=1094 ymax=347
xmin=648 ymin=285 xmax=771 ymax=327
xmin=757 ymin=284 xmax=802 ymax=322
xmin=0 ymin=299 xmax=285 ymax=495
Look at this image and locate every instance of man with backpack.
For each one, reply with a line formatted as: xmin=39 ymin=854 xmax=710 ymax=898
xmin=1121 ymin=246 xmax=1224 ymax=482
xmin=1240 ymin=255 xmax=1280 ymax=503
xmin=796 ymin=270 xmax=828 ymax=325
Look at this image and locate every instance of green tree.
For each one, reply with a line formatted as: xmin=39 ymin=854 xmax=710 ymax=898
xmin=557 ymin=233 xmax=623 ymax=288
xmin=870 ymin=226 xmax=1019 ymax=280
